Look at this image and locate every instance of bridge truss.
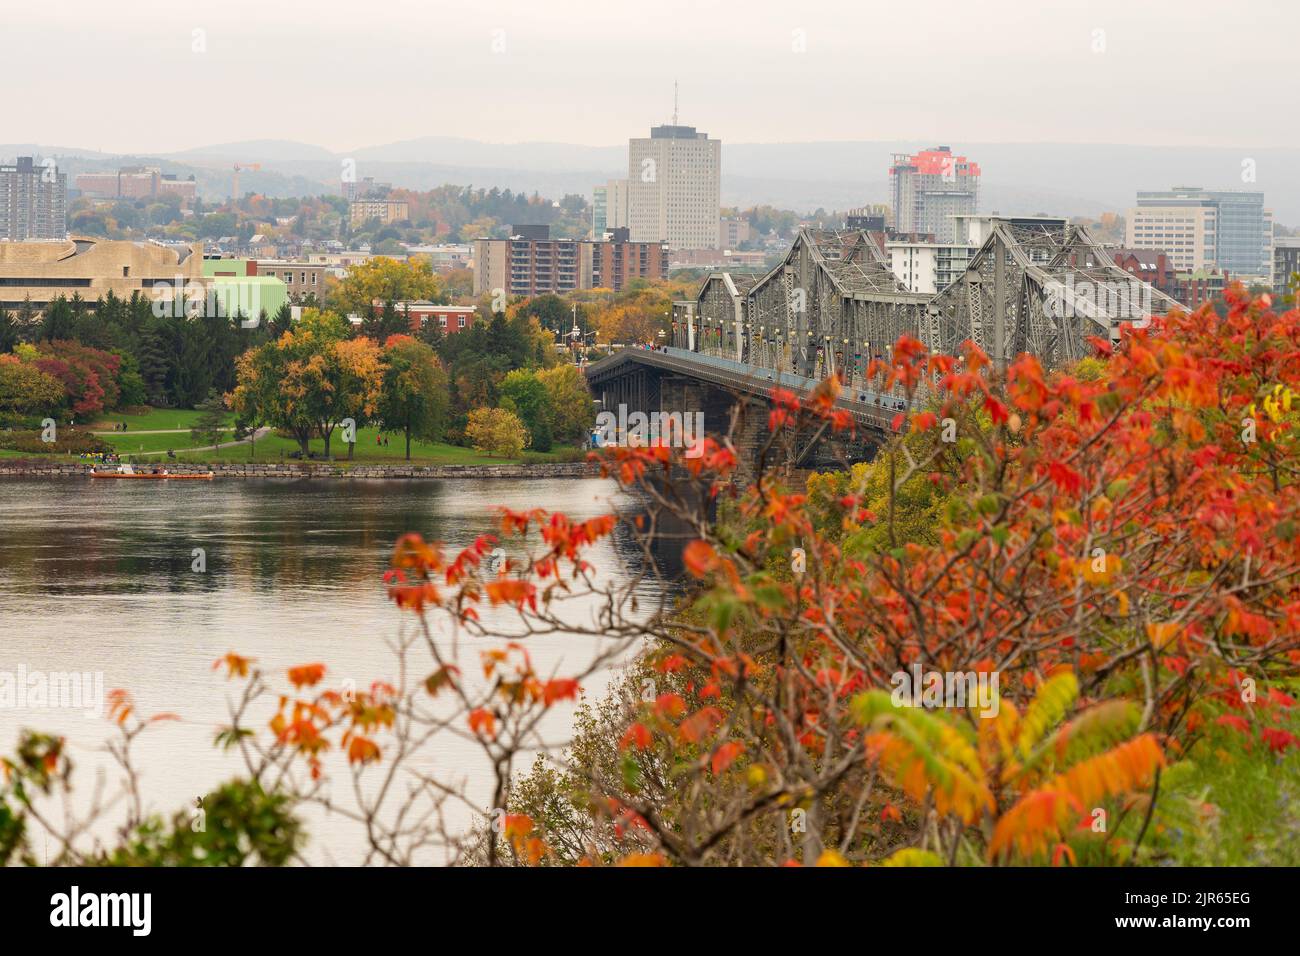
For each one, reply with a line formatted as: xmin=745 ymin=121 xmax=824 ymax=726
xmin=671 ymin=221 xmax=1179 ymax=387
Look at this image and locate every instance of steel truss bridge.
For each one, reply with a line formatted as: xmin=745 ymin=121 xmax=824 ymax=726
xmin=585 ymin=219 xmax=1178 ymax=472
xmin=668 ymin=220 xmax=1178 ymax=388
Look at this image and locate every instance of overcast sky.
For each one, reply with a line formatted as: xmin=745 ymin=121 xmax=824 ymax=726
xmin=7 ymin=0 xmax=1294 ymax=154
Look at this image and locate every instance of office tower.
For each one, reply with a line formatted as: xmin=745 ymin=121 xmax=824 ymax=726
xmin=627 ymin=125 xmax=720 ymax=251
xmin=1127 ymin=187 xmax=1271 ymax=278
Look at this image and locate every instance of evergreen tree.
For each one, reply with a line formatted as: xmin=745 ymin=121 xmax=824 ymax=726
xmin=190 ymin=390 xmax=228 ymax=449
xmin=16 ymin=296 xmax=37 ymax=343
xmin=0 ymin=309 xmax=18 ymax=354
xmin=269 ymin=302 xmax=294 ymax=338
xmin=40 ymin=296 xmax=76 ymax=341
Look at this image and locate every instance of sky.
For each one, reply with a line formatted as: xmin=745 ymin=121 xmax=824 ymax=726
xmin=6 ymin=0 xmax=1296 ymax=154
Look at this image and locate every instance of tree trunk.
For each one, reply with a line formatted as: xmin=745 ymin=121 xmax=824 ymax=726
xmin=405 ymin=424 xmax=412 ymax=461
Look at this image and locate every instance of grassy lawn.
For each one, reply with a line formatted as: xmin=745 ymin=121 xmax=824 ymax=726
xmin=9 ymin=408 xmax=584 ymax=466
xmin=156 ymin=426 xmax=581 ymax=466
xmin=88 ymin=407 xmax=233 ymax=432
xmin=101 ymin=429 xmax=237 ymax=455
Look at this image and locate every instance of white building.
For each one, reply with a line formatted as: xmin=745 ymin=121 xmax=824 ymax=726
xmin=1124 ymin=204 xmax=1219 ymax=274
xmin=627 ymin=124 xmax=721 ymax=251
xmin=887 ymin=241 xmax=974 ymax=294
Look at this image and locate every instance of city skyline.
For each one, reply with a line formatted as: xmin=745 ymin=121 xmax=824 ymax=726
xmin=7 ymin=0 xmax=1298 ymax=154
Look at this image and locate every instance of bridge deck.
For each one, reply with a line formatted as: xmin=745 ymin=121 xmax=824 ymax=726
xmin=585 ymin=346 xmax=909 ymax=432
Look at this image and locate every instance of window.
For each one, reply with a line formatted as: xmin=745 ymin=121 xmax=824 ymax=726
xmin=458 ymin=316 xmax=467 ymax=329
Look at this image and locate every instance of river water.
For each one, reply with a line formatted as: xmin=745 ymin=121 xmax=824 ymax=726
xmin=0 ymin=476 xmax=658 ymax=864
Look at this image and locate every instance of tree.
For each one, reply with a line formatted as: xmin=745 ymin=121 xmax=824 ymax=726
xmin=464 ymin=406 xmax=528 ymax=458
xmin=333 ymin=336 xmax=385 ymax=460
xmin=13 ymin=287 xmax=1300 ymax=870
xmin=190 ymin=390 xmax=227 ymax=449
xmin=362 ymin=298 xmax=408 ymax=343
xmin=331 ymin=257 xmax=441 ymax=317
xmin=30 ymin=340 xmax=121 ymax=418
xmin=0 ymin=354 xmax=64 ymax=418
xmin=0 ymin=309 xmax=18 ymax=354
xmin=378 ymin=336 xmax=450 ymax=460
xmin=497 ymin=369 xmax=554 ymax=452
xmin=39 ymin=297 xmax=77 ymax=342
xmin=537 ymin=363 xmax=595 ymax=444
xmin=229 ymin=319 xmax=380 ymax=459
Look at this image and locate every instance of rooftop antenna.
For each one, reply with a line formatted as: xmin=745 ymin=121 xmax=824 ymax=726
xmin=673 ymin=80 xmax=678 ymax=126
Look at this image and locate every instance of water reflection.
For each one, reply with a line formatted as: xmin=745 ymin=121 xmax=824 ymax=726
xmin=0 ymin=475 xmax=673 ymax=863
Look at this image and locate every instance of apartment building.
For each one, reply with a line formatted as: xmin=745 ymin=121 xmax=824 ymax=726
xmin=627 ymin=124 xmax=721 ymax=251
xmin=889 ymin=147 xmax=980 ymax=244
xmin=349 ymin=200 xmax=410 ymax=226
xmin=1 ymin=157 xmax=68 ymax=241
xmin=585 ymin=229 xmax=669 ymax=289
xmin=473 ymin=225 xmax=668 ymax=296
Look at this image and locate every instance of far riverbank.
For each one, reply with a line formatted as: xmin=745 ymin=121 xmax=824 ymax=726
xmin=0 ymin=459 xmax=602 ymax=481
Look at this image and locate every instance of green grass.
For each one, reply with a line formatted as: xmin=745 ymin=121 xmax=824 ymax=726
xmin=13 ymin=407 xmax=584 ymax=465
xmin=88 ymin=407 xmax=233 ymax=432
xmin=101 ymin=429 xmax=237 ymax=455
xmin=160 ymin=426 xmax=581 ymax=466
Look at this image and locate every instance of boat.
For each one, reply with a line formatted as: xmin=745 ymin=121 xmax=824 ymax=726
xmin=90 ymin=465 xmax=214 ymax=480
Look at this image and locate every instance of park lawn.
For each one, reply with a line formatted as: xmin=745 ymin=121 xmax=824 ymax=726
xmin=101 ymin=429 xmax=236 ymax=455
xmin=167 ymin=426 xmax=580 ymax=466
xmin=88 ymin=407 xmax=234 ymax=432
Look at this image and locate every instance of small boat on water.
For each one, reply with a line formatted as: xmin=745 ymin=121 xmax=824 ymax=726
xmin=90 ymin=465 xmax=214 ymax=481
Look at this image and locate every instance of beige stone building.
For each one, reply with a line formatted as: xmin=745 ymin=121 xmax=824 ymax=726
xmin=0 ymin=237 xmax=205 ymax=312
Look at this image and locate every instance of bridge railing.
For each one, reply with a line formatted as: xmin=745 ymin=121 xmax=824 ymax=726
xmin=591 ymin=346 xmax=911 ymax=430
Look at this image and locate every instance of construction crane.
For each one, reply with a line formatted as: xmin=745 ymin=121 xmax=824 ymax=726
xmin=231 ymin=163 xmax=261 ymax=200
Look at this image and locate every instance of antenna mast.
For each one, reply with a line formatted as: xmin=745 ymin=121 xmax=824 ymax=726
xmin=673 ymin=80 xmax=678 ymax=126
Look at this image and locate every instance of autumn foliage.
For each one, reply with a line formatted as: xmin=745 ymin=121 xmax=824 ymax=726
xmin=30 ymin=287 xmax=1297 ymax=867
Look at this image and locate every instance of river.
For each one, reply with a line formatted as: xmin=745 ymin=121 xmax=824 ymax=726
xmin=0 ymin=476 xmax=660 ymax=864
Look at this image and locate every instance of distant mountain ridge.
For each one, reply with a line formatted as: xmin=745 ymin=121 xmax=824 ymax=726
xmin=3 ymin=138 xmax=1296 ymax=223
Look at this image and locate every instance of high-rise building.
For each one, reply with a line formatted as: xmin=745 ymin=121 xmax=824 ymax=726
xmin=1 ymin=157 xmax=68 ymax=241
xmin=889 ymin=147 xmax=979 ymax=244
xmin=627 ymin=125 xmax=720 ymax=251
xmin=1127 ymin=188 xmax=1271 ymax=279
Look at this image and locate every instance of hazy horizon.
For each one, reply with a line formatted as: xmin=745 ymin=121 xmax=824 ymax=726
xmin=8 ymin=0 xmax=1296 ymax=154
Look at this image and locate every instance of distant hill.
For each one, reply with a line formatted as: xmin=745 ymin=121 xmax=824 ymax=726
xmin=4 ymin=138 xmax=1295 ymax=223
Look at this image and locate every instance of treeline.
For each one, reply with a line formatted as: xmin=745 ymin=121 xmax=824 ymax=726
xmin=0 ymin=293 xmax=290 ymax=418
xmin=0 ymin=288 xmax=596 ymax=457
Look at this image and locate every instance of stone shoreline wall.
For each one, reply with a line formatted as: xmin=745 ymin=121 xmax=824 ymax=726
xmin=0 ymin=459 xmax=603 ymax=480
